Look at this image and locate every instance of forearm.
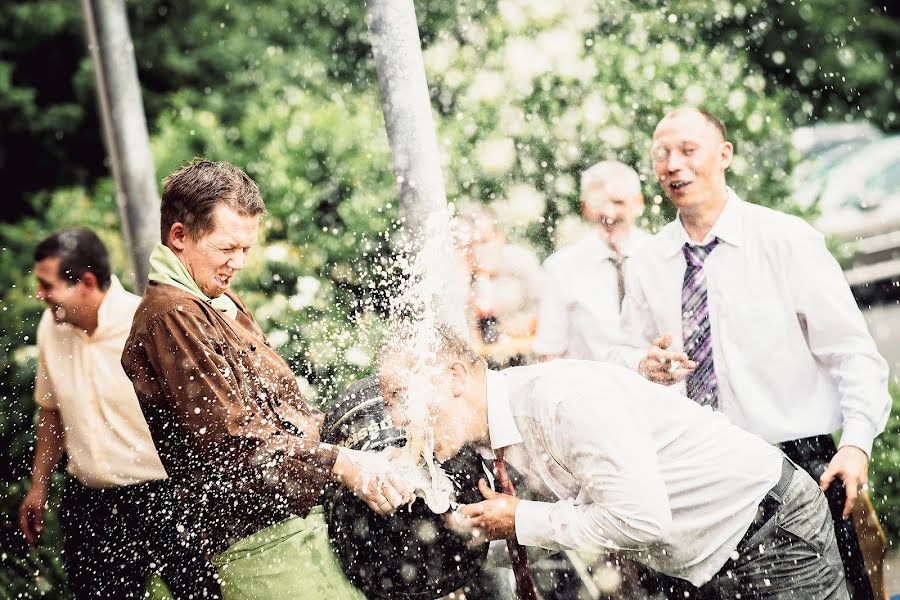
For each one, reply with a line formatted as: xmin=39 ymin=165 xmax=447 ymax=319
xmin=30 ymin=409 xmax=65 ymax=488
xmin=515 ymin=499 xmax=671 ymax=553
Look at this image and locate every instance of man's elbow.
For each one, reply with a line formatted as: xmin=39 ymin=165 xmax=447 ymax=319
xmin=629 ymin=503 xmax=673 ymax=546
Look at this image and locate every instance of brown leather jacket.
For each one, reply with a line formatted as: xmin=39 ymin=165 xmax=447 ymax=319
xmin=122 ymin=282 xmax=337 ymax=554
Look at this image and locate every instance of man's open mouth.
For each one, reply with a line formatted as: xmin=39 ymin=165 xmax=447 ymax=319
xmin=670 ymin=181 xmax=691 ymax=191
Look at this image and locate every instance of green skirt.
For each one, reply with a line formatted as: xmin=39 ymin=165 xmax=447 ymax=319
xmin=212 ymin=507 xmax=366 ymax=600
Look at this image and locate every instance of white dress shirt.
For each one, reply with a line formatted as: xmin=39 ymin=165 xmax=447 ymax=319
xmin=35 ymin=276 xmax=167 ymax=488
xmin=481 ymin=362 xmax=783 ymax=586
xmin=533 ymin=228 xmax=650 ymax=360
xmin=610 ymin=189 xmax=891 ymax=456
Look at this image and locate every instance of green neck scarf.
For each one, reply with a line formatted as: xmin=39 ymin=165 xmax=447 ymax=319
xmin=148 ymin=243 xmax=238 ymax=320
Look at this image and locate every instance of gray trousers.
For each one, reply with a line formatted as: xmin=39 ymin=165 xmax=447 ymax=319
xmin=705 ymin=466 xmax=850 ymax=600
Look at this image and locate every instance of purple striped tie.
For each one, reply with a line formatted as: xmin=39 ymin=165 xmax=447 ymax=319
xmin=682 ymin=239 xmax=719 ymax=407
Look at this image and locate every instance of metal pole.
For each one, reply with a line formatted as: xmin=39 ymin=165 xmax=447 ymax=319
xmin=81 ymin=0 xmax=159 ymax=292
xmin=364 ymin=0 xmax=466 ymax=331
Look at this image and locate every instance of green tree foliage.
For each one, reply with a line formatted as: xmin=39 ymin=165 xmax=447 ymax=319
xmin=0 ymin=1 xmax=897 ymax=597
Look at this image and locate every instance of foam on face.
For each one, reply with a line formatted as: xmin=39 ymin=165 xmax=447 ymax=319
xmin=384 ymin=209 xmax=469 ymax=514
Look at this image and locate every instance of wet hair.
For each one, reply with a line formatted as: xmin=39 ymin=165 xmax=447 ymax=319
xmin=580 ymin=160 xmax=642 ymax=198
xmin=376 ymin=321 xmax=487 ymax=376
xmin=160 ymin=158 xmax=266 ymax=243
xmin=33 ymin=227 xmax=112 ymax=290
xmin=664 ymin=107 xmax=727 ymax=141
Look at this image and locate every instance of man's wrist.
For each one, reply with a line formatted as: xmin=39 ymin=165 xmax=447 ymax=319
xmin=28 ymin=477 xmax=50 ymax=493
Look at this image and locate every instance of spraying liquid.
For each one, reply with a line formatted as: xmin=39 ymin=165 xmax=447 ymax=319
xmin=384 ymin=209 xmax=468 ymax=514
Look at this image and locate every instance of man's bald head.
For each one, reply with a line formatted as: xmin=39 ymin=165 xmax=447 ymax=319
xmin=657 ymin=108 xmax=727 ymax=143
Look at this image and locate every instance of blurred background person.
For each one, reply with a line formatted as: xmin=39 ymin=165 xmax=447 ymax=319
xmin=533 ymin=160 xmax=649 ymax=362
xmin=452 ymin=203 xmax=542 ymax=361
xmin=20 ymin=227 xmax=203 ymax=598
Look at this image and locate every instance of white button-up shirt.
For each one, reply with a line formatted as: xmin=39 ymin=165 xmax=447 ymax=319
xmin=610 ymin=189 xmax=891 ymax=456
xmin=35 ymin=276 xmax=167 ymax=488
xmin=481 ymin=363 xmax=782 ymax=586
xmin=533 ymin=228 xmax=651 ymax=360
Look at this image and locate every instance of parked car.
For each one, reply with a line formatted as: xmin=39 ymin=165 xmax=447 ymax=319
xmin=793 ymin=134 xmax=900 ymax=287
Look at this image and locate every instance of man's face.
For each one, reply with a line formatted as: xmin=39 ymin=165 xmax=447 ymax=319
xmin=581 ymin=180 xmax=643 ymax=244
xmin=34 ymin=257 xmax=88 ymax=326
xmin=650 ymin=111 xmax=733 ymax=210
xmin=380 ymin=362 xmax=470 ymax=462
xmin=179 ymin=204 xmax=260 ymax=298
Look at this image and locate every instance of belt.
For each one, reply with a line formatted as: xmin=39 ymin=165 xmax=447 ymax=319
xmin=737 ymin=456 xmax=797 ymax=548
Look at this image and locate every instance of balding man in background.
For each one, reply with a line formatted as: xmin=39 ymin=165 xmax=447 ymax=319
xmin=534 ymin=160 xmax=649 ymax=362
xmin=611 ymin=107 xmax=891 ymax=600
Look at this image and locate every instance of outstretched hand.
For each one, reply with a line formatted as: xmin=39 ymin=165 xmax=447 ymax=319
xmin=333 ymin=447 xmax=414 ymax=515
xmin=444 ymin=479 xmax=518 ymax=546
xmin=820 ymin=445 xmax=869 ymax=519
xmin=638 ymin=335 xmax=695 ymax=385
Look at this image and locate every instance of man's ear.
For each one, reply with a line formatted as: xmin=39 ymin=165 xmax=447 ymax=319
xmin=79 ymin=271 xmax=99 ymax=291
xmin=448 ymin=361 xmax=469 ymax=398
xmin=720 ymin=141 xmax=734 ymax=170
xmin=168 ymin=222 xmax=189 ymax=251
xmin=632 ymin=194 xmax=645 ymax=218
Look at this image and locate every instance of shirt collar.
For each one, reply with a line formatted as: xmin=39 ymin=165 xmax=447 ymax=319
xmin=661 ymin=187 xmax=745 ymax=257
xmin=583 ymin=228 xmax=644 ymax=260
xmin=485 ymin=370 xmax=523 ymax=450
xmin=94 ymin=275 xmax=124 ymax=337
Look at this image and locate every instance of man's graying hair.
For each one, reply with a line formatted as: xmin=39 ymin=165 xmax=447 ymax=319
xmin=160 ymin=158 xmax=266 ymax=243
xmin=377 ymin=321 xmax=486 ymax=374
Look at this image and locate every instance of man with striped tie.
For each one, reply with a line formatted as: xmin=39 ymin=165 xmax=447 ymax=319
xmin=610 ymin=107 xmax=891 ymax=600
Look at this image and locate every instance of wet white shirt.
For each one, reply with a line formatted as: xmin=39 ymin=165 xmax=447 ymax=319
xmin=609 ymin=189 xmax=891 ymax=456
xmin=482 ymin=362 xmax=783 ymax=586
xmin=533 ymin=228 xmax=650 ymax=360
xmin=35 ymin=276 xmax=167 ymax=488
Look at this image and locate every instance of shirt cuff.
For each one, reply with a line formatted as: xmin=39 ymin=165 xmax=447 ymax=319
xmin=514 ymin=499 xmax=556 ymax=549
xmin=838 ymin=420 xmax=877 ymax=457
xmin=622 ymin=347 xmax=645 ymax=373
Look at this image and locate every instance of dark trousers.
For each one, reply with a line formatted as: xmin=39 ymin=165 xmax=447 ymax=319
xmin=60 ymin=478 xmax=219 ymax=599
xmin=779 ymin=435 xmax=875 ymax=600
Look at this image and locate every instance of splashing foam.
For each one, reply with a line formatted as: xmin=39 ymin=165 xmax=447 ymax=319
xmin=385 ymin=208 xmax=467 ymax=513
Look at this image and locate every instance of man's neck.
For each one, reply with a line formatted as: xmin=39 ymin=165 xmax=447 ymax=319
xmin=679 ymin=188 xmax=728 ymax=243
xmin=472 ymin=371 xmax=491 ymax=448
xmin=74 ymin=291 xmax=105 ymax=336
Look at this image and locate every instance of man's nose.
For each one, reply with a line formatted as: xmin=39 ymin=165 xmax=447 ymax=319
xmin=227 ymin=251 xmax=246 ymax=271
xmin=666 ymin=153 xmax=686 ymax=173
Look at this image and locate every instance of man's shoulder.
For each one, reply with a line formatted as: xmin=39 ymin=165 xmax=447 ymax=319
xmin=129 ymin=283 xmax=215 ymax=339
xmin=741 ymin=200 xmax=815 ymax=231
xmin=543 ymin=234 xmax=601 ymax=270
xmin=36 ymin=308 xmax=66 ymax=346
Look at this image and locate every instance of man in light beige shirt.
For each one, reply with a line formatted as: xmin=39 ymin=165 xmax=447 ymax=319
xmin=19 ymin=227 xmax=207 ymax=598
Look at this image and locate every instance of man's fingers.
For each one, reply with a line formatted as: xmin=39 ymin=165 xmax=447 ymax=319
xmin=669 ymin=367 xmax=694 ymax=383
xmin=842 ymin=473 xmax=860 ymax=519
xmin=458 ymin=502 xmax=485 ymax=518
xmin=648 ymin=371 xmax=676 ymax=385
xmin=18 ymin=506 xmax=33 ymax=544
xmin=819 ymin=466 xmax=837 ymax=492
xmin=478 ymin=478 xmax=498 ymax=499
xmin=384 ymin=471 xmax=414 ymax=504
xmin=651 ymin=334 xmax=672 ymax=350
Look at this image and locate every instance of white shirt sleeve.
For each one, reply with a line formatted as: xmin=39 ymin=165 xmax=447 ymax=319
xmin=532 ymin=260 xmax=570 ymax=356
xmin=515 ymin=385 xmax=672 ymax=552
xmin=789 ymin=227 xmax=891 ymax=456
xmin=607 ymin=263 xmax=654 ymax=371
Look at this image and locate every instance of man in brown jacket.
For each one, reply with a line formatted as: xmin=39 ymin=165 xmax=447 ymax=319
xmin=122 ymin=160 xmax=411 ymax=595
